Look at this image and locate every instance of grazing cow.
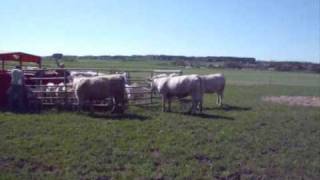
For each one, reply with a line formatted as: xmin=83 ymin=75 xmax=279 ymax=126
xmin=151 ymin=74 xmax=203 ymax=114
xmin=74 ymin=75 xmax=126 ymax=113
xmin=200 ymin=73 xmax=225 ymax=106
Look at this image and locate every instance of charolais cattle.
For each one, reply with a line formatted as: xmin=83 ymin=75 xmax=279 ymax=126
xmin=152 ymin=73 xmax=179 ymax=79
xmin=69 ymin=71 xmax=107 ymax=83
xmin=151 ymin=74 xmax=203 ymax=114
xmin=70 ymin=71 xmax=97 ymax=77
xmin=200 ymin=73 xmax=225 ymax=106
xmin=74 ymin=74 xmax=127 ymax=113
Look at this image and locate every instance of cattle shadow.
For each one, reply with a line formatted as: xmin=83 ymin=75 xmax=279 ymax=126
xmin=176 ymin=112 xmax=234 ymax=121
xmin=88 ymin=112 xmax=150 ymax=121
xmin=195 ymin=113 xmax=235 ymax=120
xmin=204 ymin=104 xmax=252 ymax=112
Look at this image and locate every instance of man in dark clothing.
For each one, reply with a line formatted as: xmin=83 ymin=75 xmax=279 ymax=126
xmin=8 ymin=65 xmax=26 ymax=112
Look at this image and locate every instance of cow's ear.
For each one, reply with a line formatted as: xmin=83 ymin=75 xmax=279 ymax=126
xmin=147 ymin=78 xmax=152 ymax=82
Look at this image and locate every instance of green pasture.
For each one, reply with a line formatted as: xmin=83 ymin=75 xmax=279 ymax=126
xmin=42 ymin=59 xmax=320 ymax=87
xmin=1 ymin=59 xmax=319 ymax=179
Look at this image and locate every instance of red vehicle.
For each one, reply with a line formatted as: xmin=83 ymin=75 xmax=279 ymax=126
xmin=0 ymin=52 xmax=42 ymax=108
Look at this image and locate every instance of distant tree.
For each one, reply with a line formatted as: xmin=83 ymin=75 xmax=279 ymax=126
xmin=52 ymin=53 xmax=63 ymax=59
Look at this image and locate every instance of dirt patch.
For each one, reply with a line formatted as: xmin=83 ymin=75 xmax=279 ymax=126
xmin=262 ymin=96 xmax=320 ymax=107
xmin=0 ymin=156 xmax=60 ymax=174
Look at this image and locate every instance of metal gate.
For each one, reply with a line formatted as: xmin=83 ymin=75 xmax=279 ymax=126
xmin=24 ymin=68 xmax=183 ymax=108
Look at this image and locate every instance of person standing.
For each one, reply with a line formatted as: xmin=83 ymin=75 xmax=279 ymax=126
xmin=8 ymin=65 xmax=25 ymax=112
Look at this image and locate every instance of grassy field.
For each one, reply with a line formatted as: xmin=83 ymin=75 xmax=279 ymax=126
xmin=42 ymin=59 xmax=320 ymax=87
xmin=1 ymin=59 xmax=320 ymax=179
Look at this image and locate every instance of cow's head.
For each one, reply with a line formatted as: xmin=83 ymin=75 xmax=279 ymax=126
xmin=148 ymin=75 xmax=168 ymax=96
xmin=148 ymin=78 xmax=157 ymax=95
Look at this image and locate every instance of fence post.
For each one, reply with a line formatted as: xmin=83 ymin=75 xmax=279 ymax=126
xmin=150 ymin=71 xmax=154 ymax=104
xmin=40 ymin=70 xmax=43 ymax=105
xmin=127 ymin=72 xmax=131 ymax=84
xmin=63 ymin=70 xmax=67 ymax=107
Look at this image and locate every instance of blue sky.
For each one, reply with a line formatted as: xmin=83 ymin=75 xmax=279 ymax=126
xmin=0 ymin=0 xmax=319 ymax=62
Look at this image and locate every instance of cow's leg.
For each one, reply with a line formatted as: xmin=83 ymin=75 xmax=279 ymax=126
xmin=220 ymin=92 xmax=224 ymax=106
xmin=167 ymin=98 xmax=172 ymax=112
xmin=189 ymin=100 xmax=196 ymax=114
xmin=89 ymin=100 xmax=94 ymax=115
xmin=189 ymin=94 xmax=196 ymax=114
xmin=112 ymin=97 xmax=124 ymax=114
xmin=117 ymin=97 xmax=125 ymax=114
xmin=78 ymin=99 xmax=83 ymax=112
xmin=111 ymin=98 xmax=116 ymax=113
xmin=199 ymin=99 xmax=203 ymax=113
xmin=217 ymin=91 xmax=223 ymax=107
xmin=77 ymin=94 xmax=86 ymax=113
xmin=162 ymin=96 xmax=166 ymax=112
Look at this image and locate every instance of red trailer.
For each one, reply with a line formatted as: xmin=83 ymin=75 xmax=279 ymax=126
xmin=0 ymin=52 xmax=42 ymax=108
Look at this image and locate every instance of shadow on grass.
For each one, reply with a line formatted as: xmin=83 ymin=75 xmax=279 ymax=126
xmin=0 ymin=108 xmax=41 ymax=114
xmin=173 ymin=111 xmax=234 ymax=120
xmin=193 ymin=113 xmax=234 ymax=120
xmin=196 ymin=113 xmax=234 ymax=120
xmin=205 ymin=104 xmax=252 ymax=112
xmin=88 ymin=112 xmax=150 ymax=121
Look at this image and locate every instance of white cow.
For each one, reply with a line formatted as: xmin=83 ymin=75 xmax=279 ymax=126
xmin=71 ymin=76 xmax=88 ymax=90
xmin=151 ymin=74 xmax=203 ymax=114
xmin=74 ymin=74 xmax=126 ymax=113
xmin=69 ymin=71 xmax=107 ymax=83
xmin=70 ymin=71 xmax=98 ymax=77
xmin=44 ymin=82 xmax=56 ymax=103
xmin=152 ymin=73 xmax=179 ymax=79
xmin=200 ymin=73 xmax=225 ymax=106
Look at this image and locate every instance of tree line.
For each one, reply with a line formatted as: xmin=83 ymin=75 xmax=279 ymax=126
xmin=42 ymin=55 xmax=320 ymax=73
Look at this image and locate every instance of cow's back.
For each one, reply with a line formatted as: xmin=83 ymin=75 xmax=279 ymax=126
xmin=166 ymin=75 xmax=202 ymax=98
xmin=75 ymin=75 xmax=125 ymax=100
